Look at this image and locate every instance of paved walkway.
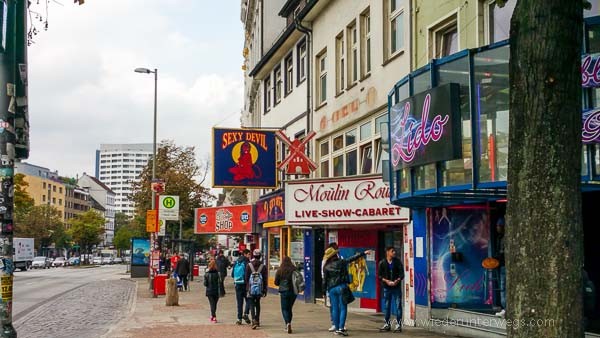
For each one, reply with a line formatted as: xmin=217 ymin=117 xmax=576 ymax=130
xmin=106 ymin=275 xmax=455 ymax=338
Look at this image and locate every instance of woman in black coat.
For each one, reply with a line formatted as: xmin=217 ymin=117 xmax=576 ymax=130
xmin=204 ymin=259 xmax=221 ymax=323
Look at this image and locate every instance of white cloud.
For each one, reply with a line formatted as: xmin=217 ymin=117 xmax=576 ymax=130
xmin=26 ymin=0 xmax=244 ymax=180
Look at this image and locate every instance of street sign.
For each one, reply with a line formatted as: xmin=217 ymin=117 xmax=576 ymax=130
xmin=146 ymin=210 xmax=158 ymax=232
xmin=158 ymin=219 xmax=166 ymax=236
xmin=159 ymin=195 xmax=179 ymax=220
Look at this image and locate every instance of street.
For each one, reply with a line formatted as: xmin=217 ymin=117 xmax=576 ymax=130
xmin=12 ymin=265 xmax=135 ymax=338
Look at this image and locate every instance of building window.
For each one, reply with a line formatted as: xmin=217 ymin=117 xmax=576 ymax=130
xmin=335 ymin=32 xmax=345 ymax=95
xmin=52 ymin=197 xmax=56 ymax=204
xmin=43 ymin=182 xmax=46 ymax=189
xmin=297 ymin=39 xmax=307 ymax=83
xmin=42 ymin=195 xmax=46 ymax=202
xmin=430 ymin=14 xmax=458 ymax=59
xmin=317 ymin=50 xmax=327 ymax=105
xmin=486 ymin=0 xmax=515 ymax=44
xmin=59 ymin=199 xmax=62 ymax=206
xmin=59 ymin=187 xmax=62 ymax=194
xmin=386 ymin=0 xmax=405 ymax=58
xmin=284 ymin=54 xmax=293 ymax=95
xmin=274 ymin=66 xmax=282 ymax=104
xmin=347 ymin=21 xmax=358 ymax=86
xmin=361 ymin=9 xmax=372 ymax=76
xmin=53 ymin=186 xmax=56 ymax=192
xmin=264 ymin=76 xmax=272 ymax=112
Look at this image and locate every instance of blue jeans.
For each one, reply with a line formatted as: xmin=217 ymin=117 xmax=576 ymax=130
xmin=235 ymin=284 xmax=250 ymax=320
xmin=500 ymin=266 xmax=506 ymax=309
xmin=329 ymin=284 xmax=347 ymax=331
xmin=280 ymin=290 xmax=297 ymax=324
xmin=382 ymin=287 xmax=402 ymax=324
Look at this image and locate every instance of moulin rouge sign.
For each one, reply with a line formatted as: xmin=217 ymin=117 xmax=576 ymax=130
xmin=390 ymin=83 xmax=462 ymax=170
xmin=581 ymin=54 xmax=600 ymax=143
xmin=285 ymin=176 xmax=409 ymax=225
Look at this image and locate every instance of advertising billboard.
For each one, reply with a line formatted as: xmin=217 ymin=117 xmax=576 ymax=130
xmin=131 ymin=237 xmax=150 ymax=266
xmin=195 ymin=205 xmax=254 ymax=234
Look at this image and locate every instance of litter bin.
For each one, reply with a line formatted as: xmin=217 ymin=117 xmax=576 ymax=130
xmin=193 ymin=264 xmax=199 ymax=277
xmin=153 ymin=273 xmax=167 ymax=296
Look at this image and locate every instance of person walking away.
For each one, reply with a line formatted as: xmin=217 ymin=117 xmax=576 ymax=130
xmin=204 ymin=259 xmax=221 ymax=323
xmin=275 ymin=256 xmax=298 ymax=334
xmin=176 ymin=253 xmax=191 ymax=291
xmin=246 ymin=249 xmax=268 ymax=329
xmin=232 ymin=249 xmax=252 ymax=324
xmin=216 ymin=251 xmax=230 ymax=296
xmin=377 ymin=246 xmax=405 ymax=332
xmin=323 ymin=247 xmax=373 ymax=336
xmin=170 ymin=251 xmax=180 ymax=271
xmin=321 ymin=242 xmax=339 ymax=332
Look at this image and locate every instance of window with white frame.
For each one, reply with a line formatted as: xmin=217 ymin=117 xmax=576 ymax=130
xmin=386 ymin=0 xmax=404 ymax=59
xmin=318 ymin=113 xmax=388 ymax=178
xmin=264 ymin=76 xmax=272 ymax=113
xmin=317 ymin=50 xmax=327 ymax=105
xmin=430 ymin=14 xmax=458 ymax=59
xmin=347 ymin=20 xmax=358 ymax=86
xmin=297 ymin=39 xmax=307 ymax=83
xmin=335 ymin=32 xmax=345 ymax=95
xmin=274 ymin=66 xmax=282 ymax=104
xmin=486 ymin=0 xmax=515 ymax=44
xmin=285 ymin=53 xmax=293 ymax=95
xmin=361 ymin=8 xmax=372 ymax=77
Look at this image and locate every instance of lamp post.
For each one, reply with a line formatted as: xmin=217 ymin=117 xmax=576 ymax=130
xmin=135 ymin=67 xmax=158 ymax=292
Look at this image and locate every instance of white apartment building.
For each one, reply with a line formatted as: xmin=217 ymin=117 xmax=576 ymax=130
xmin=95 ymin=143 xmax=152 ymax=216
xmin=78 ymin=173 xmax=116 ymax=246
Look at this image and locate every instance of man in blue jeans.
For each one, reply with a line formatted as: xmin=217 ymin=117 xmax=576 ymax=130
xmin=232 ymin=249 xmax=252 ymax=324
xmin=377 ymin=246 xmax=405 ymax=332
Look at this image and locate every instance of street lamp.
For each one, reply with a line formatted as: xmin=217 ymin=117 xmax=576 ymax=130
xmin=135 ymin=67 xmax=158 ymax=291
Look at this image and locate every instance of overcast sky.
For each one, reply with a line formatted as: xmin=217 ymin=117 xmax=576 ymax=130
xmin=26 ymin=0 xmax=243 ymax=181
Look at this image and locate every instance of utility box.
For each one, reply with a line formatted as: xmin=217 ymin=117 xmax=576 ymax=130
xmin=193 ymin=264 xmax=199 ymax=277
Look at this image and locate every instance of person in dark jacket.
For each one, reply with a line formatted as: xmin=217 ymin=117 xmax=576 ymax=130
xmin=275 ymin=256 xmax=298 ymax=334
xmin=245 ymin=249 xmax=268 ymax=329
xmin=377 ymin=246 xmax=405 ymax=332
xmin=323 ymin=248 xmax=373 ymax=336
xmin=216 ymin=251 xmax=230 ymax=296
xmin=204 ymin=259 xmax=221 ymax=323
xmin=175 ymin=254 xmax=190 ymax=291
xmin=231 ymin=249 xmax=252 ymax=324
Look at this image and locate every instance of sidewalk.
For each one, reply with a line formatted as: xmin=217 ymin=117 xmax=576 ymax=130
xmin=106 ymin=275 xmax=455 ymax=338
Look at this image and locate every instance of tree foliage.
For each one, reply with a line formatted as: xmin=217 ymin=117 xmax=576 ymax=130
xmin=15 ymin=204 xmax=65 ymax=251
xmin=14 ymin=173 xmax=34 ymax=223
xmin=113 ymin=215 xmax=146 ymax=250
xmin=114 ymin=212 xmax=130 ymax=233
xmin=130 ymin=141 xmax=215 ymax=237
xmin=67 ymin=210 xmax=105 ymax=256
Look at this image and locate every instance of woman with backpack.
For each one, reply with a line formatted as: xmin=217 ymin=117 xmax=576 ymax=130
xmin=245 ymin=249 xmax=268 ymax=329
xmin=275 ymin=256 xmax=298 ymax=334
xmin=323 ymin=248 xmax=373 ymax=336
xmin=204 ymin=259 xmax=221 ymax=323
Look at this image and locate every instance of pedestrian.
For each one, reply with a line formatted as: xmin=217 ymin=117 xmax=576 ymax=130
xmin=216 ymin=250 xmax=230 ymax=296
xmin=176 ymin=253 xmax=190 ymax=291
xmin=275 ymin=256 xmax=298 ymax=334
xmin=323 ymin=247 xmax=372 ymax=336
xmin=170 ymin=251 xmax=180 ymax=272
xmin=165 ymin=253 xmax=171 ymax=272
xmin=204 ymin=258 xmax=221 ymax=323
xmin=232 ymin=249 xmax=252 ymax=325
xmin=377 ymin=246 xmax=404 ymax=332
xmin=246 ymin=249 xmax=268 ymax=330
xmin=321 ymin=242 xmax=339 ymax=332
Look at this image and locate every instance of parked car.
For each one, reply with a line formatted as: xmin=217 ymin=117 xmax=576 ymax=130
xmin=52 ymin=257 xmax=67 ymax=267
xmin=31 ymin=256 xmax=51 ymax=269
xmin=68 ymin=257 xmax=80 ymax=266
xmin=92 ymin=256 xmax=102 ymax=265
xmin=113 ymin=257 xmax=123 ymax=264
xmin=123 ymin=256 xmax=131 ymax=264
xmin=101 ymin=256 xmax=113 ymax=265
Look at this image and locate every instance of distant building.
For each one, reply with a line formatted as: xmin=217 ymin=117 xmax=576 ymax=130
xmin=78 ymin=173 xmax=116 ymax=246
xmin=62 ymin=178 xmax=91 ymax=230
xmin=95 ymin=143 xmax=152 ymax=216
xmin=15 ymin=162 xmax=66 ymax=219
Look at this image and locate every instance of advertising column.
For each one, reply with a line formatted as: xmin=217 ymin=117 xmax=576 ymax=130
xmin=403 ymin=222 xmax=415 ymax=326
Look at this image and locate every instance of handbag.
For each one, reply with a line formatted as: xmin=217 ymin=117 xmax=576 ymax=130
xmin=341 ymin=284 xmax=355 ymax=305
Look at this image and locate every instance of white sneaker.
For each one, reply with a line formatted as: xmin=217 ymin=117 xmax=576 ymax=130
xmin=495 ymin=309 xmax=506 ymax=317
xmin=328 ymin=325 xmax=336 ymax=332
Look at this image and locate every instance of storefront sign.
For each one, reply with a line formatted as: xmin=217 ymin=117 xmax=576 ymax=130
xmin=212 ymin=128 xmax=277 ymax=188
xmin=256 ymin=191 xmax=285 ymax=224
xmin=583 ymin=108 xmax=600 ymax=143
xmin=390 ymin=83 xmax=461 ymax=170
xmin=195 ymin=205 xmax=253 ymax=234
xmin=276 ymin=130 xmax=317 ymax=175
xmin=285 ymin=175 xmax=409 ymax=225
xmin=582 ymin=54 xmax=600 ymax=88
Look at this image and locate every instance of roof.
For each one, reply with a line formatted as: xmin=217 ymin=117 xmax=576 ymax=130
xmin=89 ymin=196 xmax=106 ymax=212
xmin=279 ymin=0 xmax=300 ymax=17
xmin=82 ymin=174 xmax=116 ymax=195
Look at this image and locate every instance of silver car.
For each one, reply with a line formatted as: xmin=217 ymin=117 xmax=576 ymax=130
xmin=31 ymin=256 xmax=50 ymax=269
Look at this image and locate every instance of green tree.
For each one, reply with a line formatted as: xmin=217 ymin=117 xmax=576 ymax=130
xmin=113 ymin=215 xmax=147 ymax=251
xmin=114 ymin=212 xmax=130 ymax=233
xmin=67 ymin=210 xmax=105 ymax=263
xmin=131 ymin=141 xmax=215 ymax=237
xmin=15 ymin=204 xmax=65 ymax=253
xmin=506 ymin=0 xmax=584 ymax=337
xmin=14 ymin=173 xmax=34 ymax=224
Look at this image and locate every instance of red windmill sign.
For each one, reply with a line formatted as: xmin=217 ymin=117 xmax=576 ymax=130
xmin=276 ymin=130 xmax=317 ymax=175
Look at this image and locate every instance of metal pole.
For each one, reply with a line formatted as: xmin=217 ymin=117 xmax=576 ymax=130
xmin=178 ymin=218 xmax=182 ymax=253
xmin=149 ymin=69 xmax=158 ymax=292
xmin=0 ymin=0 xmax=18 ymax=336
